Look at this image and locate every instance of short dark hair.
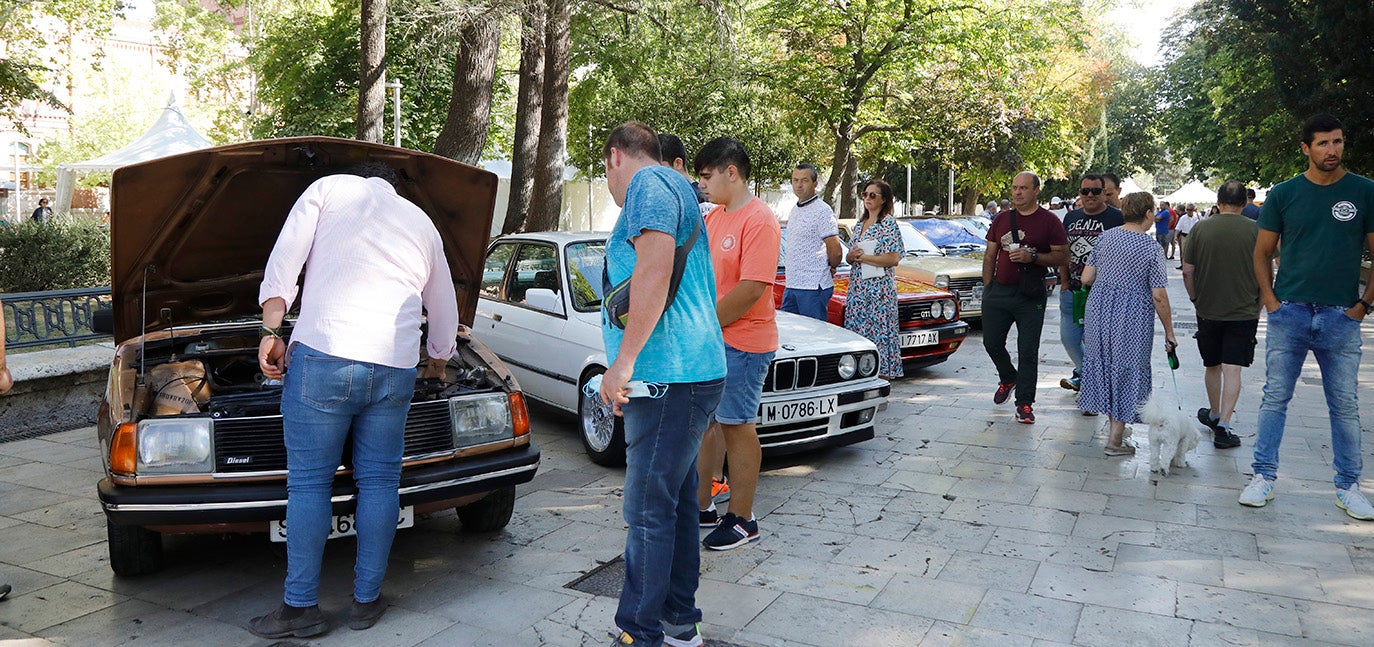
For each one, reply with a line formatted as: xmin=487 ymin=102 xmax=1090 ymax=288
xmin=795 ymin=162 xmax=818 ymax=182
xmin=1080 ymin=173 xmax=1104 ymax=187
xmin=603 ymin=121 xmax=661 ymax=161
xmin=657 ymin=133 xmax=687 ymax=165
xmin=694 ymin=137 xmax=751 ymax=181
xmin=344 ymin=161 xmax=399 ymax=187
xmin=1102 ymin=172 xmax=1121 ymax=189
xmin=1300 ymin=113 xmax=1344 ymax=146
xmin=1217 ymin=180 xmax=1247 ymax=207
xmin=1245 ymin=187 xmax=1256 ymax=200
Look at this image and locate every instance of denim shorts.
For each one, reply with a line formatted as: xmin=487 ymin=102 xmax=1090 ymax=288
xmin=715 ymin=344 xmax=774 ymax=425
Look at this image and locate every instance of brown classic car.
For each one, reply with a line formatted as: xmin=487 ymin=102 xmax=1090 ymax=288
xmin=94 ymin=137 xmax=539 ymax=575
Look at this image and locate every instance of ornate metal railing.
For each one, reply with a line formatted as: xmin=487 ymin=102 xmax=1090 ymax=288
xmin=2 ymin=287 xmax=113 ymax=349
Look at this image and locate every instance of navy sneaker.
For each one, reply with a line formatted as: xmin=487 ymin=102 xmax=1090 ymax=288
xmin=702 ymin=512 xmax=759 ymax=550
xmin=993 ymin=382 xmax=1015 ymax=405
xmin=699 ymin=507 xmax=719 ymax=528
xmin=1015 ymin=404 xmax=1035 ymax=424
xmin=1197 ymin=408 xmax=1221 ymax=431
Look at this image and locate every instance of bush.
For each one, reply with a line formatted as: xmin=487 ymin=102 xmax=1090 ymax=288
xmin=0 ymin=218 xmax=111 ymax=292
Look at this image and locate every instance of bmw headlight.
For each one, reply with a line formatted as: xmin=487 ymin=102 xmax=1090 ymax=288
xmin=837 ymin=354 xmax=858 ymax=380
xmin=450 ymin=393 xmax=514 ymax=448
xmin=137 ymin=419 xmax=213 ymax=474
xmin=935 ymin=274 xmax=950 ymax=289
xmin=857 ymin=352 xmax=877 ymax=377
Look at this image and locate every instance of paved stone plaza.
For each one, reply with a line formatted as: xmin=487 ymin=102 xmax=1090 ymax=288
xmin=2 ymin=271 xmax=1374 ymax=646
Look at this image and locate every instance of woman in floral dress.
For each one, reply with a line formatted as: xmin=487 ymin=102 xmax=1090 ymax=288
xmin=1079 ymin=192 xmax=1178 ymax=455
xmin=845 ymin=180 xmax=905 ymax=378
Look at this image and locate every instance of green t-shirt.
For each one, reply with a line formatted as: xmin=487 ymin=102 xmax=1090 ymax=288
xmin=1183 ymin=212 xmax=1260 ymax=320
xmin=1258 ymin=172 xmax=1374 ymax=307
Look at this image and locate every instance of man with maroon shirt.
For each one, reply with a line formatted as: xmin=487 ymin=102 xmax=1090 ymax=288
xmin=982 ymin=171 xmax=1069 ymax=424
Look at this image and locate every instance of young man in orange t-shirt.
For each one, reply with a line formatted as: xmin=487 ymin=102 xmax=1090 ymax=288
xmin=693 ymin=137 xmax=781 ymax=550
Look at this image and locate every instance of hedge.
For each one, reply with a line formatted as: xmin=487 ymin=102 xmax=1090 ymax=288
xmin=0 ymin=218 xmax=111 ymax=292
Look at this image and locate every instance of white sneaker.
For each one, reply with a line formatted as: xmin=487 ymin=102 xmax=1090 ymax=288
xmin=1238 ymin=474 xmax=1275 ymax=507
xmin=1336 ymin=487 xmax=1374 ymax=521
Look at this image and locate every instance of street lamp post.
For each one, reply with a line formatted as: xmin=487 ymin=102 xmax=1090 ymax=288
xmin=385 ymin=80 xmax=402 ymax=147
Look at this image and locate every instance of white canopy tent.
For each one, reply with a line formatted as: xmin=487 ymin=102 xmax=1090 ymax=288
xmin=53 ymin=97 xmax=214 ymax=214
xmin=1118 ymin=177 xmax=1146 ymax=197
xmin=1164 ymin=180 xmax=1216 ymax=206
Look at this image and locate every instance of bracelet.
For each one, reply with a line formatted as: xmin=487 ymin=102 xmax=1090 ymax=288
xmin=1360 ymin=299 xmax=1372 ymax=313
xmin=260 ymin=325 xmax=283 ymax=339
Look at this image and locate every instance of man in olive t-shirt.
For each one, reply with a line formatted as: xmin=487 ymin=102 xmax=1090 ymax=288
xmin=1239 ymin=114 xmax=1374 ymax=521
xmin=1182 ymin=180 xmax=1258 ymax=450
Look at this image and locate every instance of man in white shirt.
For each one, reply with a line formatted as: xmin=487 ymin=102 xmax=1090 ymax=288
xmin=250 ymin=162 xmax=458 ymax=638
xmin=781 ymin=163 xmax=841 ymax=321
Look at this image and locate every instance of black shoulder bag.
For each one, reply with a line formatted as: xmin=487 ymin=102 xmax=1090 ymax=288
xmin=602 ymin=213 xmax=702 ymax=330
xmin=1009 ymin=210 xmax=1048 ymax=299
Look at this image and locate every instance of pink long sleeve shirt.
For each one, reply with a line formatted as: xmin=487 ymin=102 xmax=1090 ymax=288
xmin=258 ymin=175 xmax=459 ymax=368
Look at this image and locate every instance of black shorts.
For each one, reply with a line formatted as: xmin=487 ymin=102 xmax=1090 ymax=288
xmin=1195 ymin=318 xmax=1259 ymax=367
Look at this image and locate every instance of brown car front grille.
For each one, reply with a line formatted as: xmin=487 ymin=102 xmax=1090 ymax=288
xmin=212 ymin=399 xmax=455 ymax=473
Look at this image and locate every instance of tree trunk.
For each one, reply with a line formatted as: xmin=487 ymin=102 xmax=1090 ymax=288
xmin=961 ymin=188 xmax=980 ymax=217
xmin=502 ymin=0 xmax=546 ymax=234
xmin=838 ymin=152 xmax=859 ymax=220
xmin=356 ymin=0 xmax=387 ymax=143
xmin=525 ymin=0 xmax=570 ymax=232
xmin=433 ymin=10 xmax=503 ymax=165
xmin=822 ymin=130 xmax=847 ymax=211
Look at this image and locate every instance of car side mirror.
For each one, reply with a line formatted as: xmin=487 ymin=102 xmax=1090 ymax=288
xmin=524 ymin=288 xmax=563 ymax=315
xmin=93 ymin=308 xmax=114 ymax=334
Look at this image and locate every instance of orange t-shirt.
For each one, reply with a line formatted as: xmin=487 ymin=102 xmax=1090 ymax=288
xmin=705 ymin=197 xmax=781 ymax=353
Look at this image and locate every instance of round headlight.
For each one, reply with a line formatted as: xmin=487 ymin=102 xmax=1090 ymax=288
xmin=858 ymin=353 xmax=877 ymax=377
xmin=946 ymin=299 xmax=959 ymax=319
xmin=935 ymin=273 xmax=950 ymax=289
xmin=838 ymin=354 xmax=858 ymax=380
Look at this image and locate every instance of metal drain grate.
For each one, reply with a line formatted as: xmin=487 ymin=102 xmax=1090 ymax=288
xmin=563 ymin=556 xmax=750 ymax=646
xmin=565 ymin=556 xmax=626 ymax=597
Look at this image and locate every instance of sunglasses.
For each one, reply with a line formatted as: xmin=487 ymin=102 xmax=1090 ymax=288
xmin=861 ymin=192 xmax=882 ymax=199
xmin=1080 ymin=187 xmax=1103 ymax=195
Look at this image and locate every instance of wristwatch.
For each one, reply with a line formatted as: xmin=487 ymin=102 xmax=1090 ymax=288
xmin=1359 ymin=299 xmax=1373 ymax=313
xmin=1029 ymin=250 xmax=1039 ymax=265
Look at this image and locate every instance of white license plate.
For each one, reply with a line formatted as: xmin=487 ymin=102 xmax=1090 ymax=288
xmin=961 ymin=298 xmax=981 ymax=312
xmin=762 ymin=395 xmax=837 ymax=424
xmin=269 ymin=506 xmax=414 ymax=543
xmin=900 ymin=330 xmax=940 ymax=347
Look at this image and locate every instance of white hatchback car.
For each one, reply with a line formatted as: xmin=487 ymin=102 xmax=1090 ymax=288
xmin=475 ymin=231 xmax=890 ymax=466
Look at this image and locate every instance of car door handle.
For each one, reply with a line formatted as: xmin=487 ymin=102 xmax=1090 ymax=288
xmin=492 ymin=313 xmax=502 ymax=322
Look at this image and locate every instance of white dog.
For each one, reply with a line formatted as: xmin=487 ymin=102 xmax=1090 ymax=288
xmin=1136 ymin=392 xmax=1207 ymax=476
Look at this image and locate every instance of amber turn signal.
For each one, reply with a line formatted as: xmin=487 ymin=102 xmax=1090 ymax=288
xmin=110 ymin=422 xmax=138 ymax=475
xmin=508 ymin=392 xmax=530 ymax=437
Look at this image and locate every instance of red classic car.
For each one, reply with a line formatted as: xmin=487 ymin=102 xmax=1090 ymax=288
xmin=776 ymin=226 xmax=969 ymax=369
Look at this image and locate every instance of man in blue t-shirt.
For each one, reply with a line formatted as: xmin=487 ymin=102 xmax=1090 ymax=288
xmin=600 ymin=122 xmax=726 ymax=647
xmin=1239 ymin=113 xmax=1374 ymax=522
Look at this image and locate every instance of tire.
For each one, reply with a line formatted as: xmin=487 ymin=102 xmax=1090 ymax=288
xmin=456 ymin=485 xmax=516 ymax=533
xmin=578 ymin=367 xmax=626 ymax=467
xmin=107 ymin=519 xmax=163 ymax=576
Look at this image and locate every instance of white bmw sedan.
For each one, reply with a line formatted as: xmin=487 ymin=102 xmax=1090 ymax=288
xmin=475 ymin=231 xmax=891 ymax=466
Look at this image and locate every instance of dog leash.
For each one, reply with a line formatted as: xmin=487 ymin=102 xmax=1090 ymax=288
xmin=1165 ymin=340 xmax=1183 ymax=411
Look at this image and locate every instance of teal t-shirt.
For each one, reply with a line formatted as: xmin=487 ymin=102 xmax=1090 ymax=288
xmin=602 ymin=166 xmax=726 ymax=383
xmin=1259 ymin=172 xmax=1374 ymax=307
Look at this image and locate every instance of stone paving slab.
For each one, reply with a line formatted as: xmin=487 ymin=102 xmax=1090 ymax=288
xmin=4 ymin=270 xmax=1374 ymax=645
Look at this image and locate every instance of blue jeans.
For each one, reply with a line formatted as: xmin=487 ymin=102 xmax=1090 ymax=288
xmin=617 ymin=379 xmax=723 ymax=646
xmin=780 ymin=286 xmax=833 ymax=322
xmin=715 ymin=345 xmax=774 ymax=424
xmin=1252 ymin=303 xmax=1363 ymax=488
xmin=1058 ymin=288 xmax=1083 ymax=375
xmin=281 ymin=343 xmax=417 ymax=607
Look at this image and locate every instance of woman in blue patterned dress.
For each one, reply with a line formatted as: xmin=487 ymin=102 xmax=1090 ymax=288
xmin=845 ymin=180 xmax=904 ymax=378
xmin=1079 ymin=192 xmax=1178 ymax=455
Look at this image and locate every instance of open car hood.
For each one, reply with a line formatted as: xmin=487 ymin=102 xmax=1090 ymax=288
xmin=109 ymin=137 xmax=498 ymax=343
